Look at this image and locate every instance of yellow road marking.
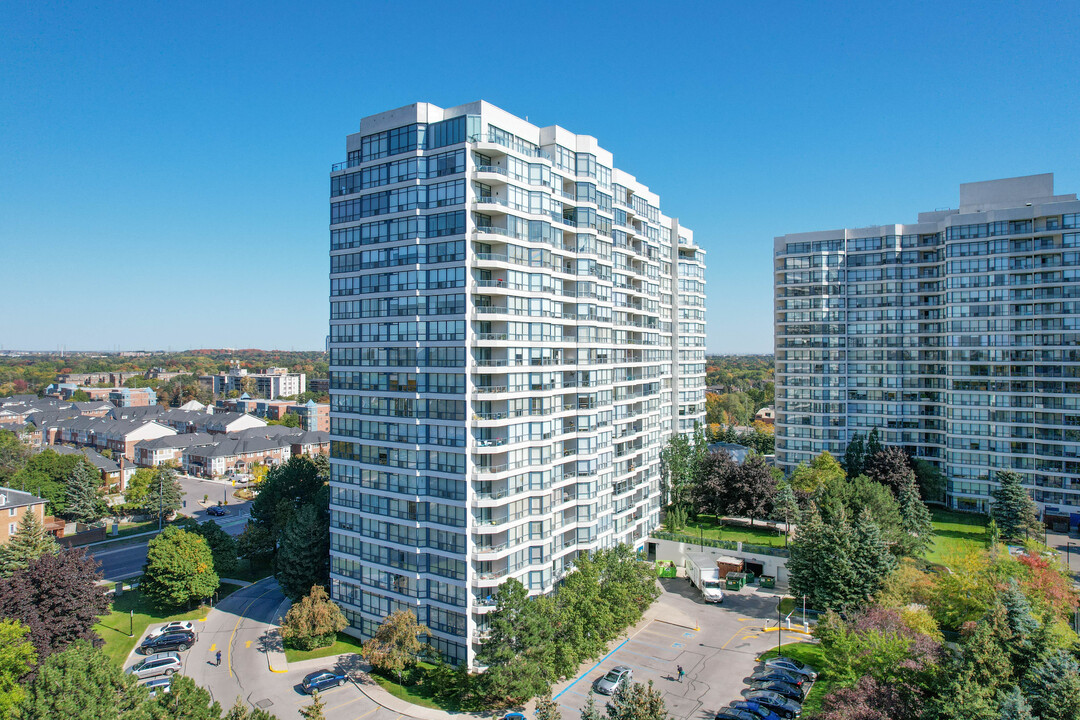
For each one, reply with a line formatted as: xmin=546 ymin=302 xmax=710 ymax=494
xmin=245 ymin=640 xmax=252 ymax=648
xmin=352 ymin=709 xmax=377 ymax=720
xmin=228 ymin=586 xmax=279 ymax=678
xmin=720 ymin=625 xmax=747 ymax=650
xmin=209 ymin=643 xmax=217 ymax=652
xmin=327 ymin=696 xmax=362 ymax=712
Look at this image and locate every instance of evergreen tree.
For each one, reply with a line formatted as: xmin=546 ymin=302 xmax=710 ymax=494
xmin=605 ymin=680 xmax=668 ymax=720
xmin=996 ymin=687 xmax=1036 ymax=720
xmin=850 ymin=508 xmax=897 ymax=602
xmin=1022 ymin=650 xmax=1080 ymax=720
xmin=0 ymin=510 xmax=59 ymax=577
xmin=581 ymin=693 xmax=603 ymax=720
xmin=144 ymin=466 xmax=183 ymax=521
xmin=140 ymin=526 xmax=219 ymax=610
xmin=64 ymin=459 xmax=103 ymax=524
xmin=896 ymin=475 xmax=934 ymax=557
xmin=223 ymin=698 xmax=280 ymax=719
xmin=771 ymin=480 xmax=799 ymax=547
xmin=19 ymin=640 xmax=148 ymax=719
xmin=788 ymin=504 xmax=864 ymax=610
xmin=912 ymin=458 xmax=947 ymax=504
xmin=145 ymin=674 xmax=222 ymax=719
xmin=475 ymin=579 xmax=556 ymax=705
xmin=275 ymin=504 xmax=330 ymax=600
xmin=843 ymin=432 xmax=865 ymax=478
xmin=298 ymin=690 xmax=326 ymax=720
xmin=536 ymin=693 xmax=563 ymax=720
xmin=987 ymin=518 xmax=1001 ymax=548
xmin=867 ymin=427 xmax=883 ymax=457
xmin=990 ymin=470 xmax=1041 ymax=542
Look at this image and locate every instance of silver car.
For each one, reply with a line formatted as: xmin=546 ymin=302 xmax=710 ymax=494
xmin=593 ymin=665 xmax=633 ymax=695
xmin=126 ymin=652 xmax=182 ymax=680
xmin=141 ymin=676 xmax=172 ymax=697
xmin=763 ymin=656 xmax=817 ymax=681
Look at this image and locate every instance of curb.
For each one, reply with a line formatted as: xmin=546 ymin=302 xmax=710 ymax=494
xmin=266 ymin=595 xmax=292 ymax=674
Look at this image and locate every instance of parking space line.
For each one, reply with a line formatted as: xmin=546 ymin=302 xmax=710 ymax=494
xmin=553 ymin=635 xmax=632 ymax=700
xmin=352 ymin=709 xmax=377 ymax=720
xmin=616 ymin=646 xmax=678 ymax=664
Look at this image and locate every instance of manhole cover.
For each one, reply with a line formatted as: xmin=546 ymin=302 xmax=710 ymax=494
xmin=255 ymin=699 xmax=273 ymax=708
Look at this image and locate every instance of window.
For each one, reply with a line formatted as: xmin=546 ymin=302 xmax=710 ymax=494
xmin=7 ymin=508 xmax=15 ymax=517
xmin=7 ymin=523 xmax=14 ymax=535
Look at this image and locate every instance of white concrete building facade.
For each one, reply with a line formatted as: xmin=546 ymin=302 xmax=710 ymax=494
xmin=774 ymin=174 xmax=1080 ymax=517
xmin=328 ymin=101 xmax=706 ymax=666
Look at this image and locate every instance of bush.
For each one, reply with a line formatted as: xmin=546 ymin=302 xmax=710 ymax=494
xmin=280 ymin=585 xmax=347 ymax=652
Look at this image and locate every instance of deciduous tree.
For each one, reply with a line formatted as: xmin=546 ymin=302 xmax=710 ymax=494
xmin=788 ymin=451 xmax=844 ymax=495
xmin=250 ymin=455 xmax=325 ymax=551
xmin=12 ymin=449 xmax=80 ymax=515
xmin=275 ymin=504 xmax=329 ymax=600
xmin=237 ymin=521 xmax=275 ymax=569
xmin=0 ymin=548 xmax=107 ymax=658
xmin=362 ymin=610 xmax=429 ymax=684
xmin=140 ymin=526 xmax=219 ymax=610
xmin=0 ymin=619 xmax=36 ymax=717
xmin=692 ymin=448 xmax=737 ymax=518
xmin=475 ymin=580 xmax=556 ymax=705
xmin=863 ymin=447 xmax=916 ymax=497
xmin=990 ymin=470 xmax=1040 ymax=542
xmin=281 ymin=585 xmax=347 ymax=651
xmin=725 ymin=454 xmax=777 ymax=526
xmin=536 ymin=692 xmax=563 ymax=720
xmin=182 ymin=518 xmax=238 ymax=578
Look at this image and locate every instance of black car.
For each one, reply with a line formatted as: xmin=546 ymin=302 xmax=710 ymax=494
xmin=301 ymin=670 xmax=348 ymax=694
xmin=207 ymin=505 xmax=228 ymax=516
xmin=743 ymin=692 xmax=802 ymax=719
xmin=139 ymin=631 xmax=196 ymax=654
xmin=749 ymin=669 xmax=804 ymax=687
xmin=716 ymin=710 xmax=759 ymax=720
xmin=747 ymin=680 xmax=804 ymax=702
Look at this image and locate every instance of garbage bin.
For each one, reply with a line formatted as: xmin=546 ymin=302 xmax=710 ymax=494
xmin=760 ymin=575 xmax=776 ymax=589
xmin=725 ymin=571 xmax=747 ymax=590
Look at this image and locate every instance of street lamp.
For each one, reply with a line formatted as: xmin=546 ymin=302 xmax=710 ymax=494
xmin=1068 ymin=541 xmax=1074 ymax=572
xmin=777 ymin=597 xmax=783 ymax=655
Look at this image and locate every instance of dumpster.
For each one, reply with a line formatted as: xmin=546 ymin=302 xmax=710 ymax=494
xmin=760 ymin=575 xmax=776 ymax=589
xmin=725 ymin=571 xmax=748 ymax=590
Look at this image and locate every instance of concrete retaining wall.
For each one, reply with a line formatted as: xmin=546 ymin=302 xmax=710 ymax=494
xmin=647 ymin=537 xmax=790 ymax=588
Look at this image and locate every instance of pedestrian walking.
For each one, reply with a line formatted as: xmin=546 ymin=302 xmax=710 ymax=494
xmin=677 ymin=665 xmax=685 ymax=683
xmin=215 ymin=651 xmax=222 ymax=667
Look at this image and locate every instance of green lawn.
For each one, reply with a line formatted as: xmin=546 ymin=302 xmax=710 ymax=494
xmin=924 ymin=507 xmax=987 ymax=565
xmin=94 ymin=588 xmax=210 ymax=667
xmin=283 ymin=631 xmax=365 ymax=664
xmin=673 ymin=515 xmax=788 ymax=548
xmin=759 ymin=641 xmax=828 ymax=716
xmin=368 ymin=662 xmax=443 ymax=711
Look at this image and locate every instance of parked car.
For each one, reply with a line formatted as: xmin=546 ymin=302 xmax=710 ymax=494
xmin=749 ymin=669 xmax=804 ymax=687
xmin=141 ymin=676 xmax=172 ymax=698
xmin=146 ymin=621 xmax=194 ymax=640
xmin=747 ymin=680 xmax=804 ymax=702
xmin=593 ymin=665 xmax=633 ymax=695
xmin=301 ymin=670 xmax=349 ymax=694
xmin=126 ymin=653 xmax=182 ymax=680
xmin=730 ymin=700 xmax=783 ymax=720
xmin=207 ymin=505 xmax=228 ymax=516
xmin=763 ymin=656 xmax=817 ymax=681
xmin=139 ymin=631 xmax=196 ymax=654
xmin=716 ymin=710 xmax=759 ymax=720
xmin=502 ymin=714 xmax=527 ymax=720
xmin=743 ymin=691 xmax=802 ymax=719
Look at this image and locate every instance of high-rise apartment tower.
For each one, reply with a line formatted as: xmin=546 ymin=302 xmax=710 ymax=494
xmin=328 ymin=102 xmax=706 ymax=666
xmin=775 ymin=174 xmax=1080 ymax=520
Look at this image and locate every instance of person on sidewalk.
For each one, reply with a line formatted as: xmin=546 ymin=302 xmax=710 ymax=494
xmin=677 ymin=665 xmax=685 ymax=683
xmin=216 ymin=651 xmax=222 ymax=667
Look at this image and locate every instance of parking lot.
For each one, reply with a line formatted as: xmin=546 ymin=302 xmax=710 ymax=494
xmin=550 ymin=577 xmax=808 ymax=720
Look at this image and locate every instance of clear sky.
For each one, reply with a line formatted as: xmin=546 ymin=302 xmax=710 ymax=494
xmin=2 ymin=1 xmax=1077 ymax=353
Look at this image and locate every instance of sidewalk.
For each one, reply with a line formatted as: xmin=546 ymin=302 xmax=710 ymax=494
xmin=265 ymin=596 xmax=291 ymax=674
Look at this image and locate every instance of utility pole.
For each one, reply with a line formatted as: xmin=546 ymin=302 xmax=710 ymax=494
xmin=158 ymin=471 xmax=163 ymax=531
xmin=777 ymin=596 xmax=783 ymax=655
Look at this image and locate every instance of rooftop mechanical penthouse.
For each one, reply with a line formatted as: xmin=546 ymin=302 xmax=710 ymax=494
xmin=328 ymin=101 xmax=706 ymax=666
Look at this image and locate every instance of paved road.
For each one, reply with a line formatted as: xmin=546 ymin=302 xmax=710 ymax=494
xmin=88 ymin=474 xmax=254 ymax=581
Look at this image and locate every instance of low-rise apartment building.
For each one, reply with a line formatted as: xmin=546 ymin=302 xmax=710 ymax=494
xmin=199 ymin=364 xmax=306 ymax=400
xmin=134 ymin=433 xmax=217 ymax=467
xmin=182 ymin=435 xmax=293 ymax=478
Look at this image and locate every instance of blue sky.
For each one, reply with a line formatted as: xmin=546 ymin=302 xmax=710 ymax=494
xmin=1 ymin=1 xmax=1077 ymax=353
